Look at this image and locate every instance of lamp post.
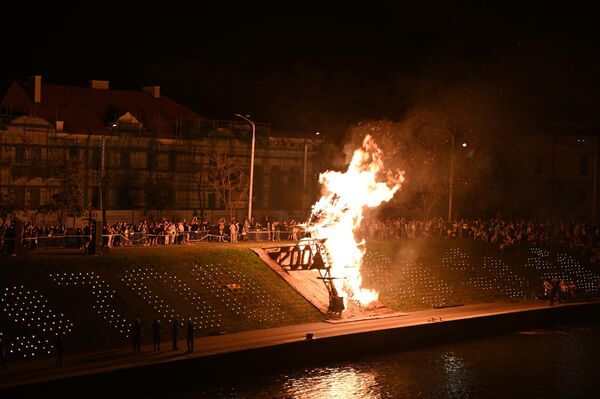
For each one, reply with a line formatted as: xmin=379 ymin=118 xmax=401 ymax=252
xmin=100 ymin=136 xmax=106 ymax=228
xmin=235 ymin=114 xmax=255 ymax=222
xmin=448 ymin=130 xmax=467 ymax=222
xmin=448 ymin=131 xmax=455 ymax=222
xmin=302 ymin=131 xmax=321 ymax=212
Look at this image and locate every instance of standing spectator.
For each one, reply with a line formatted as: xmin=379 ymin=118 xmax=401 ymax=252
xmin=559 ymin=279 xmax=569 ymax=302
xmin=171 ymin=319 xmax=180 ymax=351
xmin=55 ymin=334 xmax=64 ymax=368
xmin=549 ymin=277 xmax=559 ymax=306
xmin=543 ymin=279 xmax=552 ymax=299
xmin=242 ymin=219 xmax=250 ymax=241
xmin=230 ymin=220 xmax=238 ymax=243
xmin=218 ymin=218 xmax=226 ymax=239
xmin=0 ymin=336 xmax=6 ymax=368
xmin=186 ymin=320 xmax=195 ymax=353
xmin=568 ymin=281 xmax=578 ymax=299
xmin=131 ymin=319 xmax=142 ymax=352
xmin=152 ymin=319 xmax=161 ymax=351
xmin=266 ymin=219 xmax=271 ymax=241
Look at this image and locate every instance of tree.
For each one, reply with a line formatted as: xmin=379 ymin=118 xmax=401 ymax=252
xmin=144 ymin=175 xmax=175 ymax=212
xmin=192 ymin=148 xmax=206 ymax=214
xmin=50 ymin=158 xmax=84 ymax=226
xmin=0 ymin=189 xmax=21 ymax=229
xmin=207 ymin=151 xmax=249 ymax=220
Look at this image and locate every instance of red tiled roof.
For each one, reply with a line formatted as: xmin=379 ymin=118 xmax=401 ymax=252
xmin=1 ymin=80 xmax=203 ymax=136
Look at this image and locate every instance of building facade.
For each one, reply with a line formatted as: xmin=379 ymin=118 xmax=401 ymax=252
xmin=0 ymin=76 xmax=321 ymax=225
xmin=517 ymin=132 xmax=599 ymax=223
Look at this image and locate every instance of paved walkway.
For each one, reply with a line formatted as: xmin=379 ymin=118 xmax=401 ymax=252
xmin=0 ymin=299 xmax=595 ymax=390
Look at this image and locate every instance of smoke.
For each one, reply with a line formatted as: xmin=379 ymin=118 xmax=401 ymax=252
xmin=342 ymin=81 xmax=516 ymax=219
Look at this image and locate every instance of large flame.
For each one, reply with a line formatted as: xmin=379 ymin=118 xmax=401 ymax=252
xmin=307 ymin=135 xmax=404 ymax=307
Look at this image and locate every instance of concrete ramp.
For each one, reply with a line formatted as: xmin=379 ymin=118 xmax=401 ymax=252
xmin=253 ymin=248 xmax=331 ymax=313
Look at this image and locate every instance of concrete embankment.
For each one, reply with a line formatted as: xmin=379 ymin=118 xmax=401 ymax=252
xmin=2 ymin=300 xmax=599 ymax=398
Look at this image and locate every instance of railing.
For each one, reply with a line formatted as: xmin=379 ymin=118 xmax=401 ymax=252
xmin=22 ymin=235 xmax=91 ymax=249
xmin=12 ymin=229 xmax=303 ymax=251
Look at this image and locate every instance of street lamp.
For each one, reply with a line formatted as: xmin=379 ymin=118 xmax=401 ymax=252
xmin=448 ymin=131 xmax=455 ymax=221
xmin=235 ymin=114 xmax=255 ymax=222
xmin=448 ymin=129 xmax=467 ymax=221
xmin=100 ymin=136 xmax=107 ymax=228
xmin=302 ymin=131 xmax=320 ymax=211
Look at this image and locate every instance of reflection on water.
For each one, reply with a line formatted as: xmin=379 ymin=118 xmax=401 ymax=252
xmin=282 ymin=366 xmax=380 ymax=399
xmin=439 ymin=352 xmax=472 ymax=398
xmin=156 ymin=325 xmax=600 ymax=399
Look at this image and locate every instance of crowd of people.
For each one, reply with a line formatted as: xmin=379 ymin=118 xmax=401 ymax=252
xmin=358 ymin=217 xmax=600 ymax=265
xmin=542 ymin=277 xmax=578 ymax=306
xmin=0 ymin=216 xmax=306 ymax=252
xmin=3 ymin=216 xmax=600 ymax=265
xmin=98 ymin=217 xmax=305 ymax=246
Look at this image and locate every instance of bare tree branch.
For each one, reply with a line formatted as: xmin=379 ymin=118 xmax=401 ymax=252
xmin=207 ymin=151 xmax=249 ymax=220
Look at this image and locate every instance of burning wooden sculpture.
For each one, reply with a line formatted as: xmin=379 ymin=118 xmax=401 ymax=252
xmin=265 ymin=238 xmax=345 ymax=314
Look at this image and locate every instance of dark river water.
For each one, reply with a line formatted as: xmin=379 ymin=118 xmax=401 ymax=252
xmin=148 ymin=324 xmax=600 ymax=398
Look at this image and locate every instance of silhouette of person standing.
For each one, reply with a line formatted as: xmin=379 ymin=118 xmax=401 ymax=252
xmin=171 ymin=319 xmax=180 ymax=351
xmin=152 ymin=319 xmax=161 ymax=351
xmin=55 ymin=334 xmax=64 ymax=368
xmin=134 ymin=319 xmax=142 ymax=352
xmin=186 ymin=320 xmax=195 ymax=353
xmin=0 ymin=336 xmax=6 ymax=368
xmin=131 ymin=319 xmax=142 ymax=352
xmin=549 ymin=277 xmax=559 ymax=306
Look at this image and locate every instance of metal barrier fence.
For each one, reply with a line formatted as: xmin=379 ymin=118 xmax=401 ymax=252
xmin=22 ymin=235 xmax=91 ymax=250
xmin=12 ymin=229 xmax=302 ymax=251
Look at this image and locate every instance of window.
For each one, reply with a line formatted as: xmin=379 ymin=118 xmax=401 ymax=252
xmin=147 ymin=152 xmax=157 ymax=170
xmin=286 ymin=167 xmax=301 ymax=209
xmin=169 ymin=152 xmax=177 ymax=171
xmin=91 ymin=187 xmax=100 ymax=208
xmin=28 ymin=187 xmax=40 ymax=208
xmin=252 ymin=167 xmax=263 ymax=209
xmin=208 ymin=192 xmax=216 ymax=209
xmin=269 ymin=166 xmax=284 ymax=209
xmin=13 ymin=186 xmax=25 ymax=204
xmin=121 ymin=151 xmax=130 ymax=169
xmin=68 ymin=147 xmax=79 ymax=160
xmin=89 ymin=149 xmax=101 ymax=169
xmin=117 ymin=187 xmax=132 ymax=209
xmin=30 ymin=146 xmax=41 ymax=161
xmin=580 ymin=157 xmax=588 ymax=177
xmin=534 ymin=156 xmax=543 ymax=175
xmin=15 ymin=145 xmax=25 ymax=162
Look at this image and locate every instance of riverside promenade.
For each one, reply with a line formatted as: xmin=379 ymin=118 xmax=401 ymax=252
xmin=2 ymin=299 xmax=599 ymax=397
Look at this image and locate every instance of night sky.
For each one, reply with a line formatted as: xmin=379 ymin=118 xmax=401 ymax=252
xmin=1 ymin=2 xmax=598 ymax=137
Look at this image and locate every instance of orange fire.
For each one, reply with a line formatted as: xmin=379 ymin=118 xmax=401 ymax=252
xmin=307 ymin=134 xmax=404 ymax=307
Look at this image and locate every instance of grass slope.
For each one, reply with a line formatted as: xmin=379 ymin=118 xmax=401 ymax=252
xmin=1 ymin=239 xmax=599 ymax=361
xmin=0 ymin=243 xmax=323 ymax=359
xmin=363 ymin=239 xmax=600 ymax=311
